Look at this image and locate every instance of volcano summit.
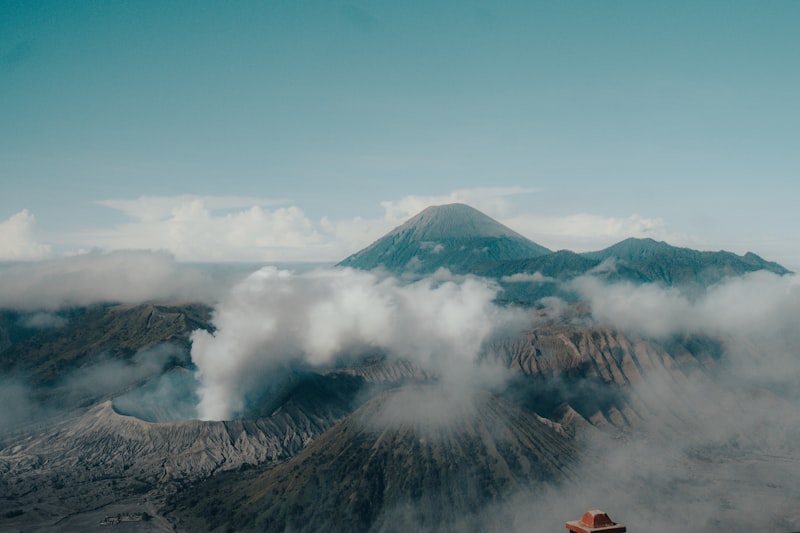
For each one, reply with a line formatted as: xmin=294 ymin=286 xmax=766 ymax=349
xmin=338 ymin=203 xmax=551 ymax=274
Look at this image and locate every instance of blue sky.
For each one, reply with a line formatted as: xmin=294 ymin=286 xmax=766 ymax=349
xmin=1 ymin=1 xmax=798 ymax=267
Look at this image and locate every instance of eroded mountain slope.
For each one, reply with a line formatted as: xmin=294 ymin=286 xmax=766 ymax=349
xmin=166 ymin=386 xmax=578 ymax=533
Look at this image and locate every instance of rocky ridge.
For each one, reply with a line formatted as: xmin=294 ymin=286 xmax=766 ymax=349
xmin=166 ymin=386 xmax=578 ymax=533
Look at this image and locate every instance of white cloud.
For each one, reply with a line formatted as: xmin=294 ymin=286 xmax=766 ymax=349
xmin=88 ymin=197 xmax=332 ymax=262
xmin=379 ymin=186 xmax=541 ymax=222
xmin=0 ymin=250 xmax=227 ymax=310
xmin=570 ymin=275 xmax=696 ymax=338
xmin=500 ymin=272 xmax=556 ymax=283
xmin=571 ymin=270 xmax=800 ymax=343
xmin=0 ymin=209 xmax=51 ymax=260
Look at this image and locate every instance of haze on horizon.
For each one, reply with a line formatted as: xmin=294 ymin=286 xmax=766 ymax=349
xmin=1 ymin=1 xmax=799 ymax=269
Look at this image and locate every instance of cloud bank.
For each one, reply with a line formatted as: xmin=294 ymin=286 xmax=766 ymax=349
xmin=502 ymin=270 xmax=800 ymax=531
xmin=191 ymin=267 xmax=525 ymax=420
xmin=571 ymin=270 xmax=800 ymax=342
xmin=0 ymin=189 xmax=703 ymax=264
xmin=89 ymin=197 xmax=329 ymax=262
xmin=0 ymin=250 xmax=227 ymax=310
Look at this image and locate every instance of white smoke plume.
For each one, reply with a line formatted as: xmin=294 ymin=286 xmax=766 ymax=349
xmin=191 ymin=267 xmax=526 ymax=420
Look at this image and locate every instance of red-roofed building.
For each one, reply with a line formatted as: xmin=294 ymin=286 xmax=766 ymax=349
xmin=566 ymin=510 xmax=626 ymax=533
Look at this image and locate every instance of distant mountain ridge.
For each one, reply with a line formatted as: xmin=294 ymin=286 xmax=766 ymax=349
xmin=581 ymin=237 xmax=790 ymax=286
xmin=339 ymin=204 xmax=791 ymax=289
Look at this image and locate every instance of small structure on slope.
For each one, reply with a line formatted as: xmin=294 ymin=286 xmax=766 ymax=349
xmin=566 ymin=510 xmax=626 ymax=533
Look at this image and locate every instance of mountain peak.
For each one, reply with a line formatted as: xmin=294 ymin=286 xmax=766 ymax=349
xmin=338 ymin=203 xmax=551 ymax=274
xmin=393 ymin=203 xmax=528 ymax=241
xmin=583 ymin=237 xmax=675 ymax=262
xmin=582 ymin=237 xmax=792 ymax=286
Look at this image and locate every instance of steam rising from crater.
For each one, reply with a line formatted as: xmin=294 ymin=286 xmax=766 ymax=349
xmin=191 ymin=267 xmax=525 ymax=420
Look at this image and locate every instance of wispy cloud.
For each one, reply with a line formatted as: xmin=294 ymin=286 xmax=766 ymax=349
xmin=0 ymin=376 xmax=38 ymax=432
xmin=0 ymin=344 xmax=188 ymax=433
xmin=96 ymin=195 xmax=290 ymax=222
